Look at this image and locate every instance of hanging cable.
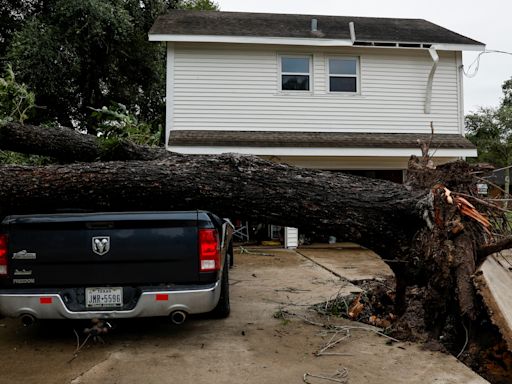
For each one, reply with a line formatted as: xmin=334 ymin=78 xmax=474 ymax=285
xmin=462 ymin=50 xmax=512 ymax=78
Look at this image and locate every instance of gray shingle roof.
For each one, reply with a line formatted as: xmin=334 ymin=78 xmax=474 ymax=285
xmin=150 ymin=10 xmax=483 ymax=46
xmin=168 ymin=131 xmax=476 ymax=149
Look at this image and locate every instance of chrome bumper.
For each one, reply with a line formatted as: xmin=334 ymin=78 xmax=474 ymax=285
xmin=0 ymin=282 xmax=221 ymax=319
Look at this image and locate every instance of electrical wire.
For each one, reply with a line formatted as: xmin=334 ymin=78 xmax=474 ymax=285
xmin=462 ymin=50 xmax=512 ymax=78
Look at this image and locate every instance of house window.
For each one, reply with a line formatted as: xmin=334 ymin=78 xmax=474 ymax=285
xmin=328 ymin=57 xmax=358 ymax=93
xmin=281 ymin=56 xmax=311 ymax=91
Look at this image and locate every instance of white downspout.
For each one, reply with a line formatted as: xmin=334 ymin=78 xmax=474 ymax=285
xmin=349 ymin=22 xmax=356 ymax=43
xmin=424 ymin=47 xmax=439 ymax=114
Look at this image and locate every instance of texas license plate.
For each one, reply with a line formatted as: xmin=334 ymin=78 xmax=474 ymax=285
xmin=85 ymin=287 xmax=123 ymax=308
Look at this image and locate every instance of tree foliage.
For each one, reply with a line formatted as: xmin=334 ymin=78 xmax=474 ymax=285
xmin=466 ymin=78 xmax=512 ymax=168
xmin=0 ymin=65 xmax=35 ymax=124
xmin=90 ymin=103 xmax=161 ymax=146
xmin=0 ymin=0 xmax=40 ymax=58
xmin=178 ymin=0 xmax=218 ymax=10
xmin=0 ymin=66 xmax=50 ymax=165
xmin=4 ymin=0 xmax=218 ymax=131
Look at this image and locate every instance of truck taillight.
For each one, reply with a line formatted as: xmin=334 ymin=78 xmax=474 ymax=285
xmin=199 ymin=229 xmax=220 ymax=272
xmin=0 ymin=234 xmax=8 ymax=276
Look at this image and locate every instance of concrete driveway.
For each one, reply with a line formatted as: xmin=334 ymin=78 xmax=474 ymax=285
xmin=0 ymin=246 xmax=488 ymax=384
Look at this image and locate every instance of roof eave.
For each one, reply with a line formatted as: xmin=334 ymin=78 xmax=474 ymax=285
xmin=148 ymin=34 xmax=354 ymax=46
xmin=148 ymin=34 xmax=485 ymax=51
xmin=431 ymin=43 xmax=485 ymax=52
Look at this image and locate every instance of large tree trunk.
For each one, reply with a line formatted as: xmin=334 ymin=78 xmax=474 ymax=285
xmin=0 ymin=155 xmax=421 ymax=261
xmin=0 ymin=122 xmax=170 ymax=162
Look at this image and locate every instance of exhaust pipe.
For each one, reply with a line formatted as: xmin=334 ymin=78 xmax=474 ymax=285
xmin=20 ymin=314 xmax=36 ymax=327
xmin=170 ymin=310 xmax=187 ymax=325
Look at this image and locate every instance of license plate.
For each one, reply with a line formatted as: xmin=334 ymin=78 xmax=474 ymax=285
xmin=85 ymin=287 xmax=123 ymax=308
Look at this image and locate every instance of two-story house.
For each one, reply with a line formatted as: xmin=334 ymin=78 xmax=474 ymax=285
xmin=149 ymin=10 xmax=483 ymax=246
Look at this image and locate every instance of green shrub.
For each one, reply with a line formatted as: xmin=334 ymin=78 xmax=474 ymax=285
xmin=0 ymin=64 xmax=35 ymax=124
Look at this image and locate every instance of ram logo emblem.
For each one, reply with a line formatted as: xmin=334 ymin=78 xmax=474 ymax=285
xmin=92 ymin=237 xmax=110 ymax=256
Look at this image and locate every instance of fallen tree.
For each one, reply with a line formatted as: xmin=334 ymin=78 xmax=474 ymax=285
xmin=1 ymin=122 xmax=512 ymax=379
xmin=0 ymin=122 xmax=170 ymax=162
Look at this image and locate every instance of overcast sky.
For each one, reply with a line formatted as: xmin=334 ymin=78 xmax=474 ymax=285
xmin=217 ymin=0 xmax=512 ymax=114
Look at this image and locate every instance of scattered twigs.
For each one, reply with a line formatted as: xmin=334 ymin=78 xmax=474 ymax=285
xmin=303 ymin=367 xmax=349 ymax=384
xmin=282 ymin=310 xmax=327 ymax=328
xmin=280 ymin=310 xmax=400 ymax=343
xmin=239 ymin=246 xmax=274 ymax=256
xmin=68 ymin=331 xmax=92 ymax=363
xmin=341 ymin=325 xmax=399 ymax=343
xmin=316 ymin=330 xmax=350 ymax=356
xmin=68 ymin=319 xmax=113 ymax=363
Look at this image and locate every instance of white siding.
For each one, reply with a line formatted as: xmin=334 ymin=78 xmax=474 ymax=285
xmin=171 ymin=43 xmax=461 ymax=134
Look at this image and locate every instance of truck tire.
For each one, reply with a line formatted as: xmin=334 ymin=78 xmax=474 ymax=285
xmin=210 ymin=256 xmax=230 ymax=318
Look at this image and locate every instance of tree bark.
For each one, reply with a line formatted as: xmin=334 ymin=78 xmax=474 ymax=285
xmin=0 ymin=155 xmax=422 ymax=261
xmin=0 ymin=122 xmax=171 ymax=162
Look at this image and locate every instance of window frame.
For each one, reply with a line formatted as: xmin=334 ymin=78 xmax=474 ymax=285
xmin=278 ymin=54 xmax=313 ymax=93
xmin=326 ymin=56 xmax=360 ymax=95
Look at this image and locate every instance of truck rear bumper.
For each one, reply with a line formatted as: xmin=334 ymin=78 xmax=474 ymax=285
xmin=0 ymin=282 xmax=221 ymax=320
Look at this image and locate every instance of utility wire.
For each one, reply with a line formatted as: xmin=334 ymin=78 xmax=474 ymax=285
xmin=462 ymin=50 xmax=512 ymax=78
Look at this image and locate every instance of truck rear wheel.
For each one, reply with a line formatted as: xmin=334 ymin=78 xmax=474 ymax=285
xmin=210 ymin=255 xmax=230 ymax=318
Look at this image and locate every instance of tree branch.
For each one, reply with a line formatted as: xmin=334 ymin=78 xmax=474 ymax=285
xmin=0 ymin=122 xmax=172 ymax=162
xmin=478 ymin=236 xmax=512 ymax=259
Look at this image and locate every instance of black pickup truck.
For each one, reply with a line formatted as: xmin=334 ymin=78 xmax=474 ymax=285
xmin=0 ymin=211 xmax=233 ymax=325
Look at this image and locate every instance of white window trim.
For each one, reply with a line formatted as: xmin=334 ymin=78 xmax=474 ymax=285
xmin=326 ymin=56 xmax=360 ymax=95
xmin=278 ymin=54 xmax=313 ymax=94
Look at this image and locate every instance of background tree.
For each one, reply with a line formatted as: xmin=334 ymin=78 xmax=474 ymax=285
xmin=178 ymin=0 xmax=218 ymax=10
xmin=0 ymin=0 xmax=40 ymax=58
xmin=466 ymin=78 xmax=512 ymax=200
xmin=4 ymin=0 xmax=218 ymax=133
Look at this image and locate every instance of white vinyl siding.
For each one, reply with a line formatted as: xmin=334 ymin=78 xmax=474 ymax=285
xmin=171 ymin=43 xmax=462 ymax=134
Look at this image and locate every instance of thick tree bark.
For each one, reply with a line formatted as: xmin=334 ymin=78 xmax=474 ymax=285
xmin=0 ymin=122 xmax=170 ymax=162
xmin=0 ymin=155 xmax=422 ymax=261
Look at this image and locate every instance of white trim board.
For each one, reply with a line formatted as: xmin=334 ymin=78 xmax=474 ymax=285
xmin=149 ymin=34 xmax=485 ymax=52
xmin=167 ymin=145 xmax=477 ymax=158
xmin=149 ymin=34 xmax=353 ymax=47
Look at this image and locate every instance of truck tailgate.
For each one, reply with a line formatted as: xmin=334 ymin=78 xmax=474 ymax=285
xmin=4 ymin=212 xmax=201 ymax=287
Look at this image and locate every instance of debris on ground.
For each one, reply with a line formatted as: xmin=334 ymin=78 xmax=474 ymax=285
xmin=313 ymin=278 xmax=397 ymax=332
xmin=68 ymin=319 xmax=113 ymax=363
xmin=239 ymin=246 xmax=275 ymax=256
xmin=303 ymin=367 xmax=349 ymax=384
